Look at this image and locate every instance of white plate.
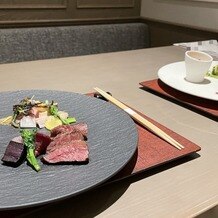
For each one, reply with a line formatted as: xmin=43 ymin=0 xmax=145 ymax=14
xmin=158 ymin=61 xmax=218 ymax=101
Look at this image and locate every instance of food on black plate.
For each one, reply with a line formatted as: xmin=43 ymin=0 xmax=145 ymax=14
xmin=1 ymin=139 xmax=26 ymax=167
xmin=47 ymin=132 xmax=85 ymax=153
xmin=42 ymin=140 xmax=89 ymax=164
xmin=21 ymin=129 xmax=41 ymax=172
xmin=42 ymin=123 xmax=89 ymax=164
xmin=35 ymin=132 xmax=52 ymax=157
xmin=1 ymin=123 xmax=89 ymax=171
xmin=50 ymin=123 xmax=88 ymax=138
xmin=0 ymin=95 xmax=90 ymax=172
xmin=0 ymin=97 xmax=76 ymax=130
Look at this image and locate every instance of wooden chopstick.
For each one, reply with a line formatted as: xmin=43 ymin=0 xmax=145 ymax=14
xmin=94 ymin=87 xmax=184 ymax=150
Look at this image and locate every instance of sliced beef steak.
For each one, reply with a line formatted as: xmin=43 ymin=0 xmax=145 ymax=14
xmin=35 ymin=132 xmax=52 ymax=157
xmin=42 ymin=140 xmax=89 ymax=163
xmin=50 ymin=123 xmax=88 ymax=138
xmin=43 ymin=122 xmax=89 ymax=164
xmin=47 ymin=131 xmax=85 ymax=153
xmin=72 ymin=123 xmax=88 ymax=137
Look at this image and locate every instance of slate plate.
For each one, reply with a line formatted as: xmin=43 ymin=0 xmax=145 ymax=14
xmin=0 ymin=90 xmax=138 ymax=210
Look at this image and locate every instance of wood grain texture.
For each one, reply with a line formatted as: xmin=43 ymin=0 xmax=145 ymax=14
xmin=188 ymin=0 xmax=218 ymax=2
xmin=0 ymin=0 xmax=67 ymax=9
xmin=0 ymin=46 xmax=216 ymax=217
xmin=77 ymin=0 xmax=134 ymax=8
xmin=0 ymin=0 xmax=140 ymax=27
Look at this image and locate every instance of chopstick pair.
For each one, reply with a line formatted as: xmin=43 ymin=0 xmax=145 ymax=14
xmin=94 ymin=87 xmax=184 ymax=150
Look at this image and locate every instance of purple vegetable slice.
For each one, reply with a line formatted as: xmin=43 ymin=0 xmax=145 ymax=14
xmin=1 ymin=141 xmax=26 ymax=167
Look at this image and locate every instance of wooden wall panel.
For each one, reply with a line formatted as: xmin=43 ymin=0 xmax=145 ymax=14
xmin=0 ymin=0 xmax=67 ymax=9
xmin=188 ymin=0 xmax=218 ymax=2
xmin=77 ymin=0 xmax=134 ymax=8
xmin=0 ymin=0 xmax=140 ymax=27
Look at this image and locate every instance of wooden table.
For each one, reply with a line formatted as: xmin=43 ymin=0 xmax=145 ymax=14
xmin=0 ymin=46 xmax=217 ymax=218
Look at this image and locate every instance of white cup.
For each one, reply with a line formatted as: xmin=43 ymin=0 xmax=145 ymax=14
xmin=185 ymin=50 xmax=213 ymax=83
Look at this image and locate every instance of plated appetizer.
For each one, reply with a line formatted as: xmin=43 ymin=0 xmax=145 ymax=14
xmin=0 ymin=97 xmax=89 ymax=172
xmin=0 ymin=96 xmax=76 ymax=129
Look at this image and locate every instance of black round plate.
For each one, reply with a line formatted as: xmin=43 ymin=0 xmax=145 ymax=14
xmin=0 ymin=90 xmax=138 ymax=210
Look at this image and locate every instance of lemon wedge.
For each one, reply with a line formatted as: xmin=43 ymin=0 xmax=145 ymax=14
xmin=45 ymin=116 xmax=62 ymax=130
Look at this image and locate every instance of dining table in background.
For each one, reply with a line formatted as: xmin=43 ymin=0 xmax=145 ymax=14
xmin=0 ymin=46 xmax=217 ymax=218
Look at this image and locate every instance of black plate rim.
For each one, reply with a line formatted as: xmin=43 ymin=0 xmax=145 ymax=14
xmin=0 ymin=89 xmax=138 ymax=211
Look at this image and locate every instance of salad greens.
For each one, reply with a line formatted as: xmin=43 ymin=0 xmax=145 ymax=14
xmin=11 ymin=96 xmax=47 ymax=128
xmin=49 ymin=104 xmax=76 ymax=125
xmin=20 ymin=129 xmax=41 ymax=172
xmin=12 ymin=97 xmax=33 ymax=128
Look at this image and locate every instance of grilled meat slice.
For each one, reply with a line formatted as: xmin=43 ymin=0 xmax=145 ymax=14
xmin=35 ymin=132 xmax=52 ymax=157
xmin=42 ymin=140 xmax=89 ymax=164
xmin=47 ymin=131 xmax=85 ymax=153
xmin=50 ymin=123 xmax=88 ymax=138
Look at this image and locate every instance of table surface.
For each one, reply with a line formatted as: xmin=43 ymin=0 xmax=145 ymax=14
xmin=0 ymin=46 xmax=217 ymax=218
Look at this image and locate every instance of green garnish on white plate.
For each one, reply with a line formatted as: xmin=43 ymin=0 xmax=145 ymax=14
xmin=206 ymin=65 xmax=218 ymax=79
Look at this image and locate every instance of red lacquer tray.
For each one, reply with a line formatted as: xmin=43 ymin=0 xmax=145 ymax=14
xmin=88 ymin=93 xmax=201 ymax=182
xmin=0 ymin=93 xmax=201 ymax=218
xmin=140 ymin=79 xmax=218 ymax=121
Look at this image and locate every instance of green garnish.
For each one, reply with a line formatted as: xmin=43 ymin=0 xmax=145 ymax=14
xmin=49 ymin=104 xmax=76 ymax=125
xmin=12 ymin=97 xmax=33 ymax=128
xmin=65 ymin=117 xmax=76 ymax=123
xmin=20 ymin=129 xmax=41 ymax=172
xmin=11 ymin=97 xmax=57 ymax=128
xmin=206 ymin=65 xmax=218 ymax=79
